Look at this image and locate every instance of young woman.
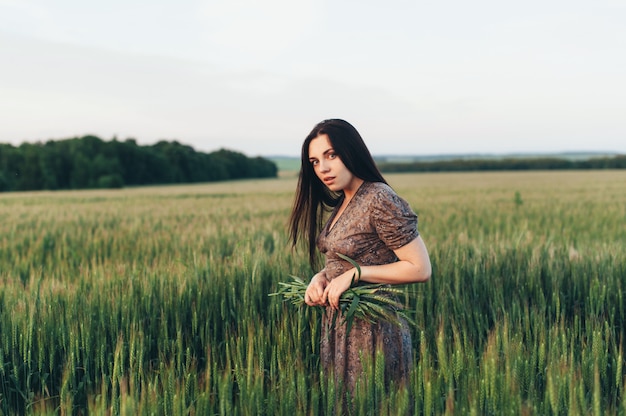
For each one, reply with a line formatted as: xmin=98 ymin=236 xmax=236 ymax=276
xmin=289 ymin=119 xmax=431 ymax=392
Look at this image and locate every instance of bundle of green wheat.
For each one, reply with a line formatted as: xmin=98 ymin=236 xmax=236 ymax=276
xmin=271 ymin=254 xmax=415 ymax=335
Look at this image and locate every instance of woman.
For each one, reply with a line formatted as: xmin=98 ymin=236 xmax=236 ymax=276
xmin=288 ymin=119 xmax=431 ymax=393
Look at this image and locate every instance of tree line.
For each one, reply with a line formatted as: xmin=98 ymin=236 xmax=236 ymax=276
xmin=0 ymin=136 xmax=278 ymax=192
xmin=377 ymin=155 xmax=626 ymax=173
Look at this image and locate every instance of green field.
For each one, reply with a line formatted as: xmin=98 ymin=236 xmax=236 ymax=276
xmin=1 ymin=171 xmax=625 ymax=415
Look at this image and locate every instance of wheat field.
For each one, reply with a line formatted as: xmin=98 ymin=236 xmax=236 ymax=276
xmin=1 ymin=170 xmax=625 ymax=414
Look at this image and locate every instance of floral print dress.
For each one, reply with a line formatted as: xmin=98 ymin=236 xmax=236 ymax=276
xmin=316 ymin=181 xmax=419 ymax=391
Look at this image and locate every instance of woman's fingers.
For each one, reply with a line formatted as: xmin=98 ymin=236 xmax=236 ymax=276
xmin=322 ymin=286 xmax=339 ymax=310
xmin=322 ymin=270 xmax=354 ymax=310
xmin=305 ymin=280 xmax=328 ymax=306
xmin=314 ymin=284 xmax=324 ymax=301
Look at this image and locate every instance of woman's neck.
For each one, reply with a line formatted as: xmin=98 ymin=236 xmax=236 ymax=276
xmin=342 ymin=178 xmax=364 ymax=201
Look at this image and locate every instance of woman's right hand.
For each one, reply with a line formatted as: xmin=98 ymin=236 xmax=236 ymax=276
xmin=304 ymin=270 xmax=328 ymax=306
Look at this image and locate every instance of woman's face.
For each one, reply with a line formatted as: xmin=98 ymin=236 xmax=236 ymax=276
xmin=308 ymin=134 xmax=360 ymax=193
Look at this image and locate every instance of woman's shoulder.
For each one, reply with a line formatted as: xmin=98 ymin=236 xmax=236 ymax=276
xmin=361 ymin=181 xmax=399 ymax=201
xmin=361 ymin=181 xmax=414 ymax=215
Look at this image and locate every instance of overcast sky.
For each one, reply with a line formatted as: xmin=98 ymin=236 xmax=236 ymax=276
xmin=1 ymin=0 xmax=624 ymax=157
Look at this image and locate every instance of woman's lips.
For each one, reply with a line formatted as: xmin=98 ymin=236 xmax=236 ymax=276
xmin=323 ymin=176 xmax=335 ymax=185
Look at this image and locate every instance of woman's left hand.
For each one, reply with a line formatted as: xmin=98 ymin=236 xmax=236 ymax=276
xmin=321 ymin=268 xmax=357 ymax=310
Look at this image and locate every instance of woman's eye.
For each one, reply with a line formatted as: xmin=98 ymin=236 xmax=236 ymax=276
xmin=328 ymin=153 xmax=337 ymax=159
xmin=311 ymin=160 xmax=319 ymax=166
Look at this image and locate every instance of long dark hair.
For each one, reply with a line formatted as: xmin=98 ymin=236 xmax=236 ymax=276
xmin=288 ymin=119 xmax=387 ymax=268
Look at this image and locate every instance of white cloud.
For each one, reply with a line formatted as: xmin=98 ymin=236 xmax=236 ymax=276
xmin=0 ymin=0 xmax=74 ymax=42
xmin=196 ymin=0 xmax=321 ymax=61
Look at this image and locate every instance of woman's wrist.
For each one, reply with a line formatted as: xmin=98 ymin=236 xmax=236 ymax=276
xmin=348 ymin=267 xmax=360 ymax=284
xmin=313 ymin=270 xmax=329 ymax=283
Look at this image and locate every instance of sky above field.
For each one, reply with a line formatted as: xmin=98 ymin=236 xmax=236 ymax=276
xmin=1 ymin=0 xmax=625 ymax=157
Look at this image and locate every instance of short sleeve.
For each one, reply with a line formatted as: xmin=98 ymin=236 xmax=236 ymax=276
xmin=371 ymin=184 xmax=419 ymax=250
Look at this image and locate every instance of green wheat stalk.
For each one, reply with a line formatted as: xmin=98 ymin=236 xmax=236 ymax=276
xmin=270 ymin=253 xmax=415 ymax=336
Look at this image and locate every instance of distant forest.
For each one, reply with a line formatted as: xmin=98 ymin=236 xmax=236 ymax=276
xmin=377 ymin=155 xmax=626 ymax=173
xmin=0 ymin=136 xmax=278 ymax=192
xmin=270 ymin=153 xmax=626 ymax=173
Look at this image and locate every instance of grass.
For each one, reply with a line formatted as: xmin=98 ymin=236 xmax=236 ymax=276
xmin=0 ymin=170 xmax=625 ymax=414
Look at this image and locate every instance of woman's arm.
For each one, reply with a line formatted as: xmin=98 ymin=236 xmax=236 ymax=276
xmin=359 ymin=236 xmax=431 ymax=284
xmin=322 ymin=236 xmax=431 ymax=309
